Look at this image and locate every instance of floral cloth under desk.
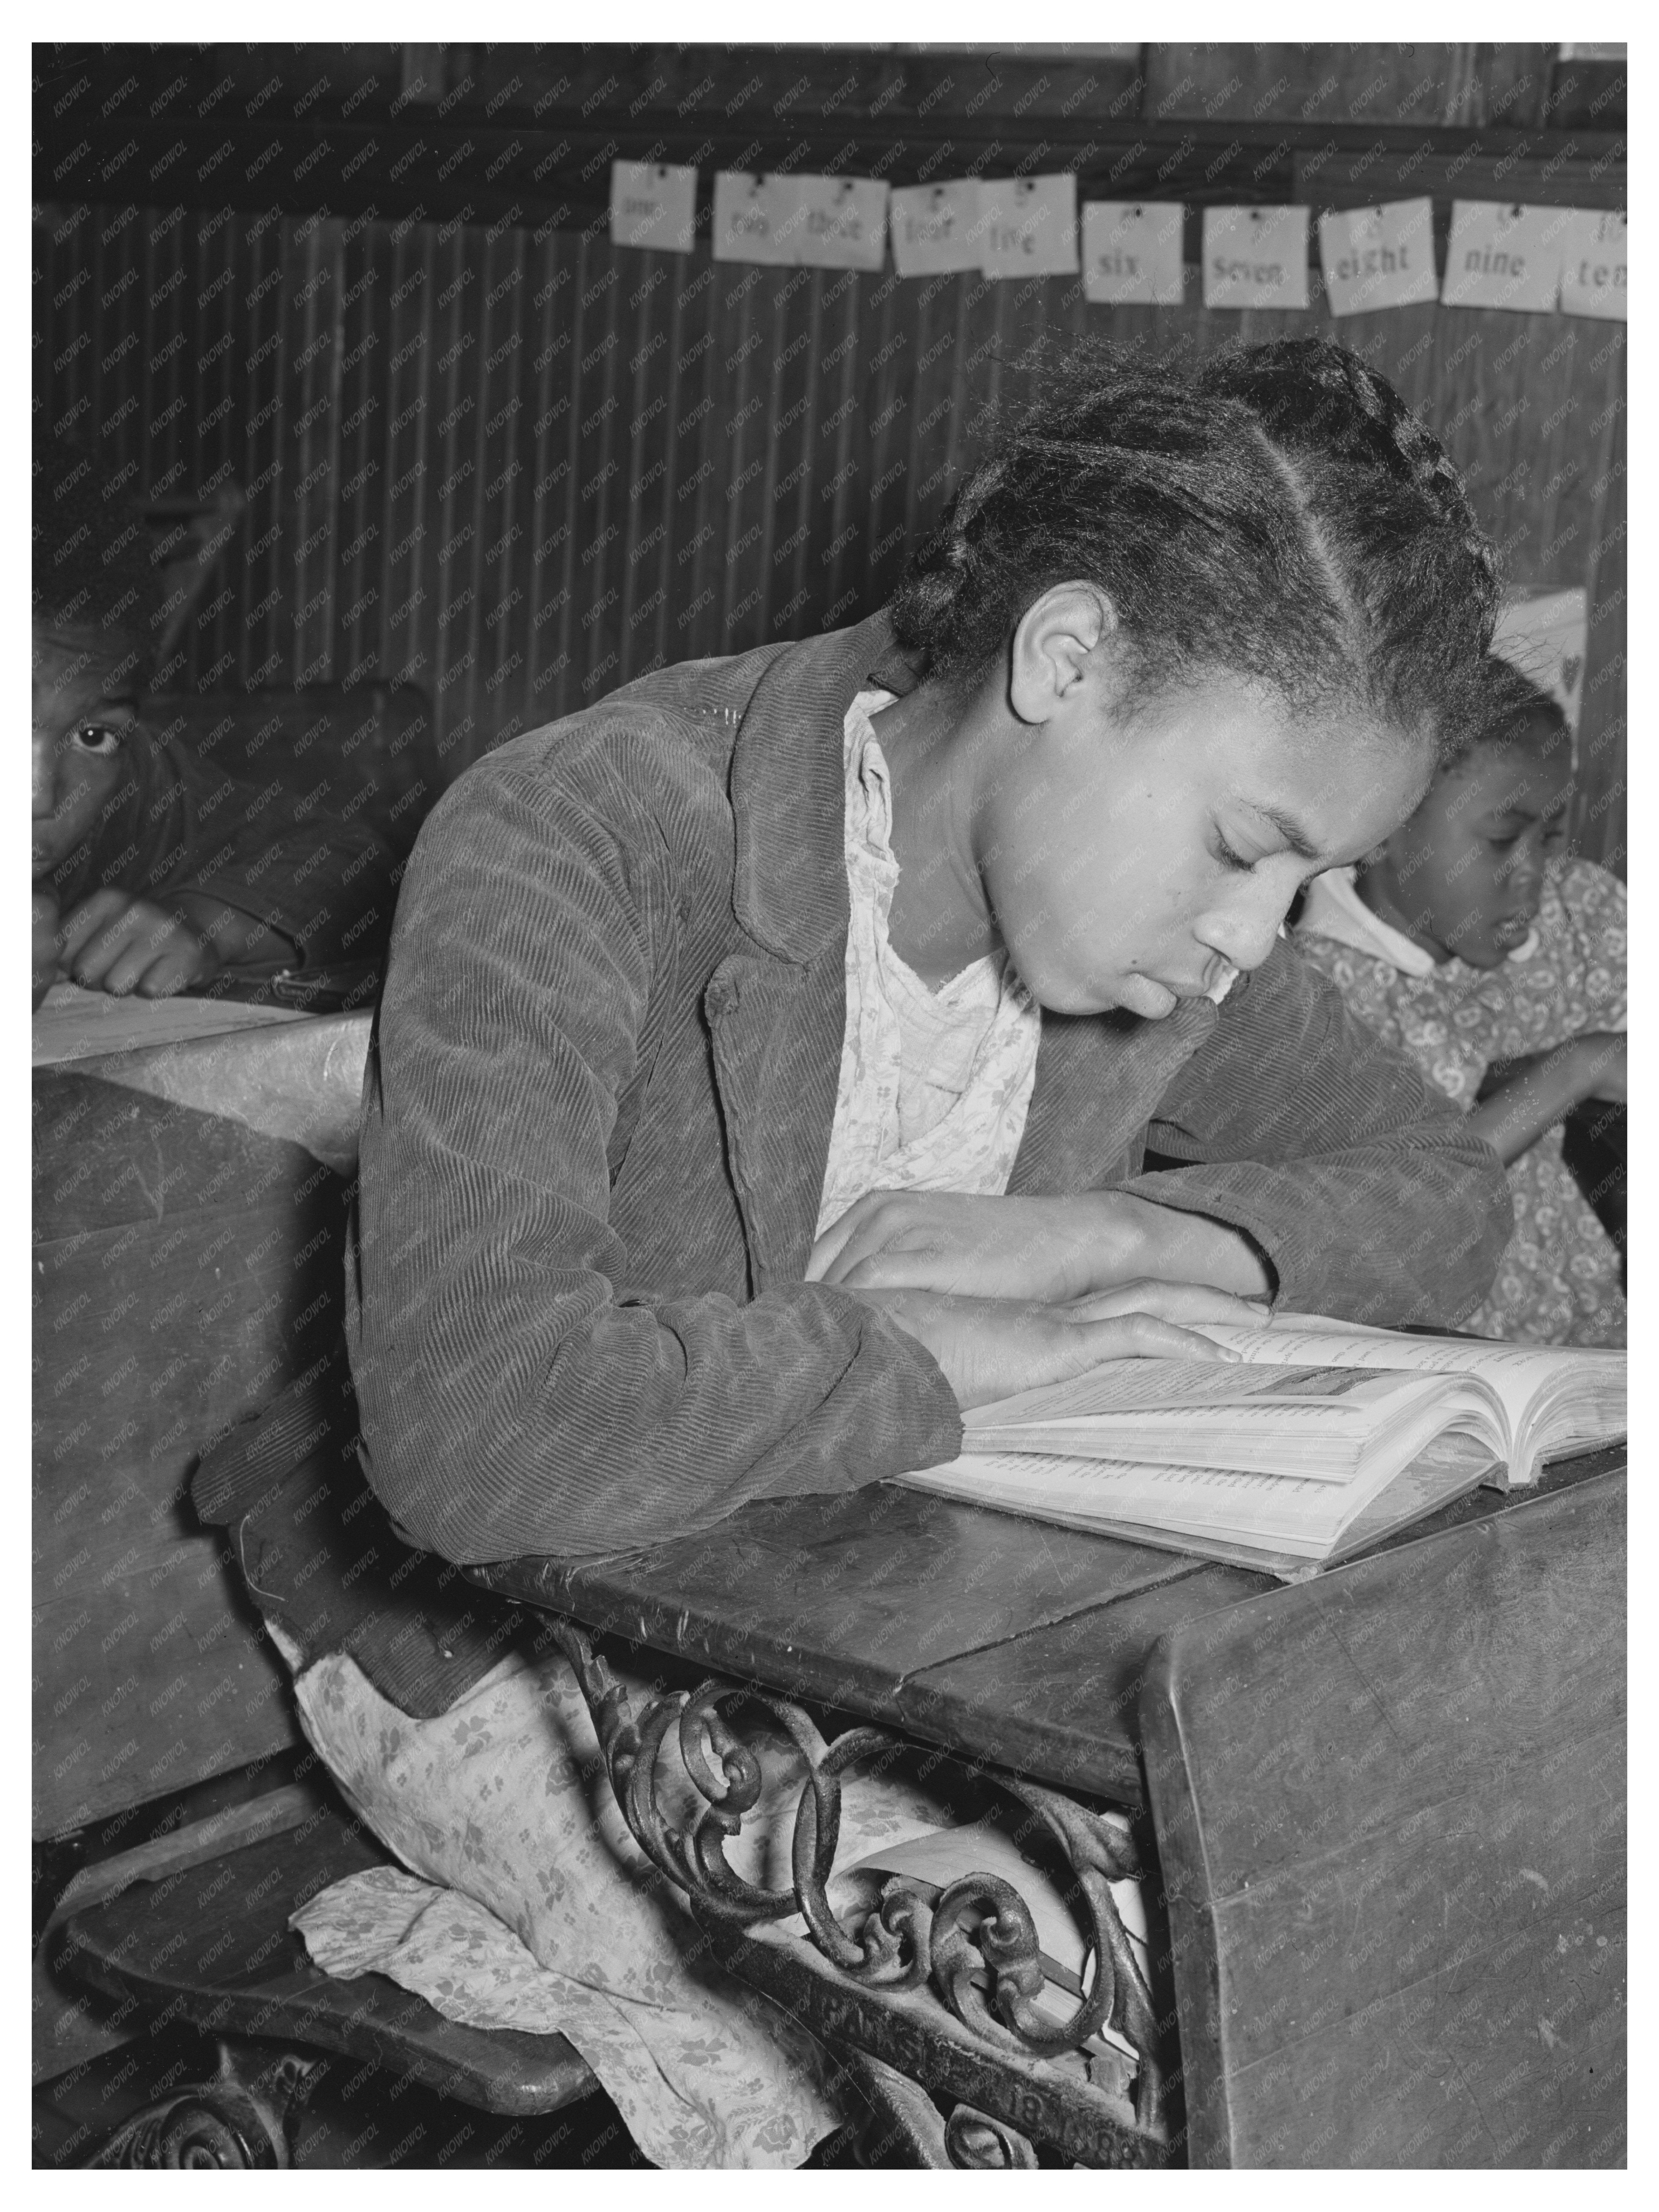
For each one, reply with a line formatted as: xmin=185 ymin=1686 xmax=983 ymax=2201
xmin=286 ymin=1639 xmax=1008 ymax=2169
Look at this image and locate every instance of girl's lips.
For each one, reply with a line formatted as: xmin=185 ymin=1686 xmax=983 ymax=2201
xmin=1117 ymin=973 xmax=1180 ymax=1019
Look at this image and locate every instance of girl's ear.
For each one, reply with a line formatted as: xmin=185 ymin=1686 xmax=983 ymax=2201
xmin=1008 ymin=582 xmax=1118 ymax=725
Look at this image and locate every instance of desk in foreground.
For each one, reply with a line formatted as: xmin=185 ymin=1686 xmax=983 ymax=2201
xmin=472 ymin=1444 xmax=1623 ymax=1809
xmin=475 ymin=1450 xmax=1624 ymax=2166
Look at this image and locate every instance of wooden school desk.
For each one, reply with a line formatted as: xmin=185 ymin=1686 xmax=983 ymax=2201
xmin=470 ymin=1448 xmax=1626 ymax=2167
xmin=36 ymin=994 xmax=1625 ymax=2164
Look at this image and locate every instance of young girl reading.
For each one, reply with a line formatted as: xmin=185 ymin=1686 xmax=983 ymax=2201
xmin=1297 ymin=657 xmax=1626 ymax=1346
xmin=236 ymin=340 xmax=1521 ymax=2161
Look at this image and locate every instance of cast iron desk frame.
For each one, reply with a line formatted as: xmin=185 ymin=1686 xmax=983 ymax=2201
xmin=470 ymin=1447 xmax=1625 ymax=2168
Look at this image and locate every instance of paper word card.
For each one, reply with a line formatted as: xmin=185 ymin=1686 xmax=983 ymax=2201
xmin=891 ymin=182 xmax=983 ymax=277
xmin=609 ymin=162 xmax=697 ymax=254
xmin=1492 ymin=589 xmax=1590 ymax=730
xmin=1440 ymin=202 xmax=1567 ymax=313
xmin=980 ymin=176 xmax=1079 ymax=279
xmin=711 ymin=173 xmax=791 ymax=265
xmin=1202 ymin=207 xmax=1310 ymax=311
xmin=1081 ymin=203 xmax=1185 ymax=305
xmin=775 ymin=175 xmax=889 ymax=272
xmin=1317 ymin=200 xmax=1437 ymax=317
xmin=1557 ymin=210 xmax=1626 ymax=321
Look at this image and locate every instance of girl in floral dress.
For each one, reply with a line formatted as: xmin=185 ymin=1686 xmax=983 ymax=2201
xmin=1297 ymin=658 xmax=1626 ymax=1347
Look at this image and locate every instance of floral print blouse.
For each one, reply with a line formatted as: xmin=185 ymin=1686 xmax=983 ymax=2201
xmin=1296 ymin=857 xmax=1626 ymax=1348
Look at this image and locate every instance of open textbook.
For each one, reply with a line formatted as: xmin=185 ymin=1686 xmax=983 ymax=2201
xmin=901 ymin=1313 xmax=1626 ymax=1578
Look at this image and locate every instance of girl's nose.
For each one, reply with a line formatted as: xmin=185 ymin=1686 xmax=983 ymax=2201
xmin=1200 ymin=885 xmax=1287 ymax=976
xmin=1502 ymin=836 xmax=1546 ymax=910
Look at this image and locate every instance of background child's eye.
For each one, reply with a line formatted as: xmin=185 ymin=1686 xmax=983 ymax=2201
xmin=70 ymin=723 xmax=123 ymax=758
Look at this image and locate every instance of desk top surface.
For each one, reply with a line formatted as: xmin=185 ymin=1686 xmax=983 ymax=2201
xmin=473 ymin=1443 xmax=1624 ymax=1809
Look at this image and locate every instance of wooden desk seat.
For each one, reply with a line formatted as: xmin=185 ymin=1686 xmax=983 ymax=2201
xmin=57 ymin=1804 xmax=597 ymax=2166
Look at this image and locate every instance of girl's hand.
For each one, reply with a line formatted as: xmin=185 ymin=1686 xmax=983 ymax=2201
xmin=57 ymin=889 xmax=221 ymax=999
xmin=855 ymin=1285 xmax=1244 ymax=1411
xmin=808 ymin=1187 xmax=1273 ymax=1305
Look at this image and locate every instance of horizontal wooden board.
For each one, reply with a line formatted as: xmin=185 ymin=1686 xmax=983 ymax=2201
xmin=474 ymin=1484 xmax=1214 ymax=1758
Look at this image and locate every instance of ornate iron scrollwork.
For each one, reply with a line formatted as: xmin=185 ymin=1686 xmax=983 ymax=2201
xmin=945 ymin=2102 xmax=1041 ymax=2170
xmin=84 ymin=2045 xmax=317 ymax=2169
xmin=546 ymin=1618 xmax=1169 ymax=2138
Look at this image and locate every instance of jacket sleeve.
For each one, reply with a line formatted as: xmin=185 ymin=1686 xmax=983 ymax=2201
xmin=1117 ymin=938 xmax=1514 ymax=1328
xmin=163 ymin=741 xmax=402 ymax=974
xmin=346 ymin=749 xmax=961 ymax=1566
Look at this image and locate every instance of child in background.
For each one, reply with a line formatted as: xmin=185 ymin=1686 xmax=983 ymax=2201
xmin=32 ymin=433 xmax=399 ymax=1008
xmin=1296 ymin=657 xmax=1625 ymax=1346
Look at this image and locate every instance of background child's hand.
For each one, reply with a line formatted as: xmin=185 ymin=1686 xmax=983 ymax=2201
xmin=32 ymin=888 xmax=60 ymax=1009
xmin=57 ymin=888 xmax=221 ymax=998
xmin=1470 ymin=1030 xmax=1627 ymax=1164
xmin=1573 ymin=1031 xmax=1626 ymax=1104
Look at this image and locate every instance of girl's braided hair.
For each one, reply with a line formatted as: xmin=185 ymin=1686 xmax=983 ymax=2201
xmin=1470 ymin=653 xmax=1570 ymax=756
xmin=890 ymin=336 xmax=1500 ymax=761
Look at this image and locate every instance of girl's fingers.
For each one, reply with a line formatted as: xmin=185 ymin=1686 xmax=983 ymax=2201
xmin=57 ymin=889 xmax=130 ymax=964
xmin=1067 ymin=1280 xmax=1270 ymax=1327
xmin=100 ymin=940 xmax=156 ymax=997
xmin=1075 ymin=1313 xmax=1243 ymax=1363
xmin=805 ymin=1194 xmax=889 ymax=1282
xmin=836 ymin=1245 xmax=974 ymax=1294
xmin=813 ymin=1194 xmax=929 ymax=1285
xmin=136 ymin=949 xmax=197 ymax=998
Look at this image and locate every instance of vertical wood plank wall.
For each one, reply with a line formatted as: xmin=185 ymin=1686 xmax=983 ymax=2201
xmin=37 ymin=200 xmax=1626 ymax=872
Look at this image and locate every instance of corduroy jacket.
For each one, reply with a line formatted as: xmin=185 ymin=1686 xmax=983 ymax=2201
xmin=346 ymin=610 xmax=1513 ymax=1566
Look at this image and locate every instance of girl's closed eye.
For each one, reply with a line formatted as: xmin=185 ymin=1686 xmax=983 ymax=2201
xmin=1212 ymin=830 xmax=1256 ymax=873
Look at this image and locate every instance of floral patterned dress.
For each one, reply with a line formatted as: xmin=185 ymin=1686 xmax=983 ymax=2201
xmin=1296 ymin=857 xmax=1626 ymax=1348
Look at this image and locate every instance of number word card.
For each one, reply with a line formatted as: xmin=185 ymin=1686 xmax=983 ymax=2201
xmin=1082 ymin=202 xmax=1185 ymax=305
xmin=1440 ymin=202 xmax=1568 ymax=313
xmin=980 ymin=175 xmax=1079 ymax=279
xmin=1557 ymin=210 xmax=1626 ymax=321
xmin=711 ymin=172 xmax=791 ymax=265
xmin=1202 ymin=206 xmax=1310 ymax=310
xmin=1492 ymin=589 xmax=1590 ymax=730
xmin=891 ymin=182 xmax=983 ymax=277
xmin=780 ymin=175 xmax=890 ymax=271
xmin=1317 ymin=200 xmax=1437 ymax=317
xmin=609 ymin=162 xmax=697 ymax=255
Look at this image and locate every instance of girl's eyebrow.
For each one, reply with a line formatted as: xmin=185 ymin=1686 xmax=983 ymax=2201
xmin=1251 ymin=803 xmax=1322 ymax=862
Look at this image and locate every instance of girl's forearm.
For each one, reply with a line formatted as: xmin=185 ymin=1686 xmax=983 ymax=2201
xmin=171 ymin=891 xmax=297 ymax=970
xmin=1466 ymin=1042 xmax=1595 ymax=1165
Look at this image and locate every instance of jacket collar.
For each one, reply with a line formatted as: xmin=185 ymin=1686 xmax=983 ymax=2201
xmin=727 ymin=607 xmax=923 ymax=963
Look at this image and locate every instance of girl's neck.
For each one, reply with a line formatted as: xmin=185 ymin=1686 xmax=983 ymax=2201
xmin=1351 ymin=861 xmax=1449 ymax=962
xmin=868 ymin=682 xmax=1009 ymax=986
